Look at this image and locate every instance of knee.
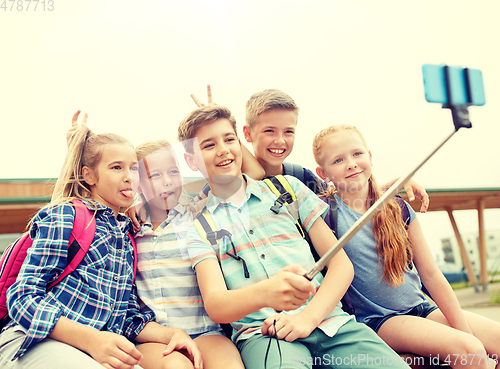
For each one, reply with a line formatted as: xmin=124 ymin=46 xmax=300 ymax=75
xmin=159 ymin=355 xmax=194 ymax=369
xmin=455 ymin=335 xmax=487 ymax=361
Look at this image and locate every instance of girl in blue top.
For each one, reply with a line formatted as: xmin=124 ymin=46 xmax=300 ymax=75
xmin=312 ymin=124 xmax=500 ymax=369
xmin=0 ymin=119 xmax=201 ymax=369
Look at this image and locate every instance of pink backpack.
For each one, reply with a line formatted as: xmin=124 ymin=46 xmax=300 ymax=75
xmin=0 ymin=200 xmax=137 ymax=330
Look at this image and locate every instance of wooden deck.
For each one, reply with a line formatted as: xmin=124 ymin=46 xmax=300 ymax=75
xmin=0 ymin=178 xmax=55 ymax=234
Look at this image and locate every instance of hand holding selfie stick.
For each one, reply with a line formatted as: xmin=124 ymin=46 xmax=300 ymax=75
xmin=305 ymin=64 xmax=483 ymax=281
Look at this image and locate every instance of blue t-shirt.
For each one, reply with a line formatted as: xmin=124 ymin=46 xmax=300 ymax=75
xmin=333 ymin=194 xmax=426 ymax=325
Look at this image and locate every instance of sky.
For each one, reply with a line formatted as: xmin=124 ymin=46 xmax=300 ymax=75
xmin=1 ymin=0 xmax=499 ymax=260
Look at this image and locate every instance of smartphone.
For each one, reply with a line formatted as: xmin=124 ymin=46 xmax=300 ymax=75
xmin=422 ymin=64 xmax=485 ymax=106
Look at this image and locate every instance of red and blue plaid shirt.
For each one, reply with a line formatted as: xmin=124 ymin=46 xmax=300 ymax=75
xmin=5 ymin=199 xmax=155 ymax=359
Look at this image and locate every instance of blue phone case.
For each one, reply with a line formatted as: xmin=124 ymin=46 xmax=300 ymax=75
xmin=467 ymin=69 xmax=486 ymax=106
xmin=422 ymin=64 xmax=485 ymax=106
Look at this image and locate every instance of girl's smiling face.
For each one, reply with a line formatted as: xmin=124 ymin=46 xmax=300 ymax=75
xmin=316 ymin=130 xmax=372 ymax=194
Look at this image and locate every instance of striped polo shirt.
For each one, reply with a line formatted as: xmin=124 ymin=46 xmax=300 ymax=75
xmin=135 ymin=203 xmax=220 ymax=335
xmin=187 ymin=174 xmax=351 ymax=343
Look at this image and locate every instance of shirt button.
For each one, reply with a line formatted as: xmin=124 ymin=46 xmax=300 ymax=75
xmin=260 ymin=254 xmax=266 ymax=259
xmin=114 ymin=276 xmax=119 ymax=281
xmin=249 ymin=229 xmax=254 ymax=234
xmin=110 ymin=304 xmax=115 ymax=310
xmin=237 ymin=208 xmax=242 ymax=213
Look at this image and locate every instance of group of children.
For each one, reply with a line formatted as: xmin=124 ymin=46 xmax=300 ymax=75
xmin=0 ymin=86 xmax=498 ymax=369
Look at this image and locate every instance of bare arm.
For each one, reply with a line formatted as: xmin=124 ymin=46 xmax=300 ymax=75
xmin=136 ymin=322 xmax=202 ymax=369
xmin=262 ymin=217 xmax=354 ymax=341
xmin=195 ymin=258 xmax=314 ymax=324
xmin=409 ymin=218 xmax=473 ymax=334
xmin=381 ymin=178 xmax=429 ymax=213
xmin=49 ymin=316 xmax=143 ymax=369
xmin=301 ymin=217 xmax=353 ymax=319
xmin=241 ymin=142 xmax=266 ymax=180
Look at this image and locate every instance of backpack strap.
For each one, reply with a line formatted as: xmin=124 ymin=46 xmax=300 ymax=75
xmin=282 ymin=162 xmax=304 ymax=184
xmin=322 ymin=197 xmax=338 ymax=238
xmin=321 ymin=195 xmax=353 ymax=315
xmin=128 ymin=233 xmax=138 ymax=281
xmin=48 ymin=200 xmax=96 ymax=289
xmin=193 ymin=207 xmax=249 ymax=279
xmin=191 ymin=207 xmax=238 ymax=338
xmin=394 ymin=195 xmax=411 ymax=229
xmin=193 ymin=208 xmax=232 ymax=247
xmin=48 ymin=200 xmax=138 ymax=286
xmin=263 ymin=175 xmax=305 ymax=239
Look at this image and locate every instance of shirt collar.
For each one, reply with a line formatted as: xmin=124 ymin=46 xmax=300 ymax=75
xmin=204 ymin=174 xmax=264 ymax=215
xmin=80 ymin=198 xmax=133 ymax=234
xmin=135 ymin=203 xmax=189 ymax=236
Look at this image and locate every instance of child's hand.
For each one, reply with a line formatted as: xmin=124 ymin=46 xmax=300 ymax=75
xmin=266 ymin=265 xmax=314 ymax=312
xmin=163 ymin=328 xmax=203 ymax=369
xmin=67 ymin=110 xmax=88 ymax=146
xmin=125 ymin=205 xmax=142 ymax=233
xmin=262 ymin=313 xmax=316 ymax=342
xmin=87 ymin=331 xmax=143 ymax=369
xmin=190 ymin=84 xmax=216 ymax=107
xmin=403 ymin=178 xmax=429 ymax=213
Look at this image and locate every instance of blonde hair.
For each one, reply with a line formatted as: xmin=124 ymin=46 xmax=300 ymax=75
xmin=245 ymin=89 xmax=298 ymax=129
xmin=52 ymin=126 xmax=133 ymax=206
xmin=313 ymin=124 xmax=413 ymax=287
xmin=135 ymin=139 xmax=173 ymax=161
xmin=178 ymin=105 xmax=237 ymax=153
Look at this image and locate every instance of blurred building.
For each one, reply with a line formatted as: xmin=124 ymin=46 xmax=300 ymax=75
xmin=442 ymin=229 xmax=500 ymax=274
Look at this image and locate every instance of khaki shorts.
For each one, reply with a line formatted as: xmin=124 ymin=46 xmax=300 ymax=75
xmin=0 ymin=325 xmax=143 ymax=369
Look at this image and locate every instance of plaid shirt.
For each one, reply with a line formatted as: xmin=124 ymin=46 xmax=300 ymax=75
xmin=187 ymin=175 xmax=351 ymax=343
xmin=6 ymin=200 xmax=155 ymax=359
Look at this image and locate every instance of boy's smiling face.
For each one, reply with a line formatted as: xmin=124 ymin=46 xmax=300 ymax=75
xmin=185 ymin=118 xmax=244 ymax=189
xmin=243 ymin=109 xmax=297 ymax=174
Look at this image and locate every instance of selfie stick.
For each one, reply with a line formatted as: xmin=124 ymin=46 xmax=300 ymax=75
xmin=304 ymin=66 xmax=474 ymax=281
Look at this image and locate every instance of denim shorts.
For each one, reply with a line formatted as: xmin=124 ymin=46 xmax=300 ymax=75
xmin=189 ymin=329 xmax=225 ymax=340
xmin=365 ymin=301 xmax=438 ymax=333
